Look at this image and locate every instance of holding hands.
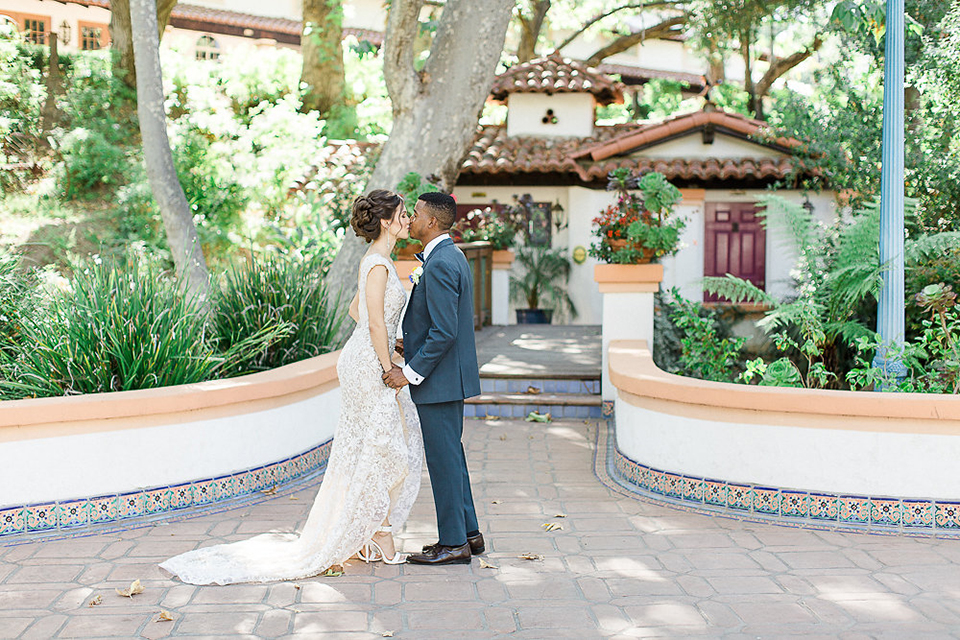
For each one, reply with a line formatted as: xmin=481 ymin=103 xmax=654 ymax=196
xmin=383 ymin=364 xmax=409 ymax=389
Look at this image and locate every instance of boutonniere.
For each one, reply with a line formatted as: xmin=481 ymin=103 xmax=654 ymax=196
xmin=409 ymin=266 xmax=424 ymax=285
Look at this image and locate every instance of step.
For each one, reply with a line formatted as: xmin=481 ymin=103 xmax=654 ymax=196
xmin=465 ymin=392 xmax=602 ymax=419
xmin=479 ymin=377 xmax=600 ymax=395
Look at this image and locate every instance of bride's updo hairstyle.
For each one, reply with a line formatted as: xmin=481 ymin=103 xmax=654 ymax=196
xmin=351 ymin=190 xmax=403 ymax=243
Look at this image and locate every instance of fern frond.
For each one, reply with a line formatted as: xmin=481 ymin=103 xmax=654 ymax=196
xmin=758 ymin=298 xmax=825 ymax=333
xmin=825 ymin=319 xmax=875 ymax=344
xmin=702 ymin=275 xmax=777 ymax=306
xmin=755 ymin=194 xmax=819 ymax=255
xmin=906 ymin=232 xmax=960 ymax=263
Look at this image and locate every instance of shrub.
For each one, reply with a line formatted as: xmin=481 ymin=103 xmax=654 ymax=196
xmin=213 ymin=254 xmax=345 ymax=375
xmin=0 ymin=256 xmax=287 ymax=400
xmin=665 ymin=290 xmax=745 ymax=382
xmin=57 ymin=128 xmax=129 ymax=199
xmin=0 ymin=248 xmax=32 ymax=364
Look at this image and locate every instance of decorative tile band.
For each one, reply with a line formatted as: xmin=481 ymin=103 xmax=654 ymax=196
xmin=0 ymin=439 xmax=333 ymax=538
xmin=608 ymin=435 xmax=960 ymax=537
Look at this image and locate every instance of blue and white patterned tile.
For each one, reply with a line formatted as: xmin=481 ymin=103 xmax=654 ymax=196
xmin=601 ymin=401 xmax=615 ymax=418
xmin=839 ymin=496 xmax=871 ymax=524
xmin=682 ymin=477 xmax=705 ymax=503
xmin=870 ymin=498 xmax=902 ymax=526
xmin=143 ymin=488 xmax=172 ymax=514
xmin=169 ymin=485 xmax=194 ymax=510
xmin=192 ymin=480 xmax=217 ymax=506
xmin=116 ymin=493 xmax=144 ymax=519
xmin=808 ymin=493 xmax=839 ymax=521
xmin=88 ymin=495 xmax=118 ymax=523
xmin=726 ymin=484 xmax=753 ymax=512
xmin=57 ymin=500 xmax=89 ymax=528
xmin=25 ymin=503 xmax=57 ymax=532
xmin=703 ymin=480 xmax=727 ymax=506
xmin=780 ymin=491 xmax=809 ymax=518
xmin=902 ymin=500 xmax=935 ymax=528
xmin=753 ymin=487 xmax=780 ymax=515
xmin=663 ymin=473 xmax=683 ymax=498
xmin=935 ymin=502 xmax=960 ymax=529
xmin=0 ymin=506 xmax=25 ymax=535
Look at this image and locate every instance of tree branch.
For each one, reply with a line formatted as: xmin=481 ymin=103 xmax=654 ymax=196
xmin=754 ymin=35 xmax=823 ymax=98
xmin=584 ymin=14 xmax=687 ymax=67
xmin=554 ymin=1 xmax=683 ymax=54
xmin=383 ymin=0 xmax=425 ymax=114
xmin=516 ymin=0 xmax=551 ymax=63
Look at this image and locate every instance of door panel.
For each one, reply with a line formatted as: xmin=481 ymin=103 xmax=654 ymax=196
xmin=704 ymin=203 xmax=766 ymax=302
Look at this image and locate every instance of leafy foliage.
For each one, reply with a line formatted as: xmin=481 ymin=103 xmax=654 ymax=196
xmin=213 ymin=254 xmax=345 ymax=375
xmin=510 ymin=246 xmax=576 ymax=317
xmin=666 ymin=290 xmax=745 ymax=382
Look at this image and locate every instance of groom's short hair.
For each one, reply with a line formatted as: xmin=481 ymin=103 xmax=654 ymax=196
xmin=418 ymin=192 xmax=456 ymax=230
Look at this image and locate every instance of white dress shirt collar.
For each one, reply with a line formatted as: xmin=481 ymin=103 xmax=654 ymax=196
xmin=422 ymin=233 xmax=450 ymax=261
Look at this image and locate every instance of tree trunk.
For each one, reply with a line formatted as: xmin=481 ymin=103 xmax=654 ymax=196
xmin=129 ymin=0 xmax=210 ymax=305
xmin=740 ymin=30 xmax=757 ymax=116
xmin=516 ymin=0 xmax=551 ymax=63
xmin=585 ymin=14 xmax=687 ymax=67
xmin=110 ymin=0 xmax=178 ymax=88
xmin=300 ymin=0 xmax=346 ymax=115
xmin=324 ymin=0 xmax=515 ymax=344
xmin=40 ymin=32 xmax=61 ymax=136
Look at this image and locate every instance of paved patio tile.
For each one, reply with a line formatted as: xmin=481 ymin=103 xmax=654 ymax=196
xmin=3 ymin=417 xmax=960 ymax=638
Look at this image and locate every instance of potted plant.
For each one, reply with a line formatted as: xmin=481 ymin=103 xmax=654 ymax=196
xmin=589 ymin=168 xmax=685 ymax=264
xmin=510 ymin=246 xmax=577 ymax=324
xmin=456 ymin=205 xmax=521 ymax=250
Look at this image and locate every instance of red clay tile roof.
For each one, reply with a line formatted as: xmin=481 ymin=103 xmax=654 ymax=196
xmin=461 ymin=109 xmax=808 ymax=184
xmin=57 ymin=1 xmax=384 ymax=45
xmin=490 ymin=52 xmax=624 ymax=105
xmin=571 ymin=109 xmax=801 ymax=162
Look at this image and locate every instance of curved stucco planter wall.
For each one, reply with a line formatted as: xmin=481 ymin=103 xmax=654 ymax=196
xmin=608 ymin=341 xmax=960 ymax=533
xmin=0 ymin=352 xmax=342 ymax=537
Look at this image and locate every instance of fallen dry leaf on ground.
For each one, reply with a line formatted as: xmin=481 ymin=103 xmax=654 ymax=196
xmin=382 ymin=631 xmax=395 ymax=637
xmin=87 ymin=595 xmax=102 ymax=607
xmin=261 ymin=486 xmax=278 ymax=495
xmin=499 ymin=434 xmax=507 ymax=440
xmin=478 ymin=558 xmax=499 ymax=569
xmin=525 ymin=386 xmax=541 ymax=394
xmin=322 ymin=566 xmax=343 ymax=577
xmin=542 ymin=522 xmax=563 ymax=532
xmin=294 ymin=583 xmax=302 ymax=590
xmin=554 ymin=513 xmax=567 ymax=518
xmin=156 ymin=610 xmax=174 ymax=622
xmin=116 ymin=579 xmax=144 ymax=598
xmin=525 ymin=411 xmax=551 ymax=422
xmin=289 ymin=496 xmax=298 ymax=500
xmin=491 ymin=500 xmax=502 ymax=504
xmin=518 ymin=553 xmax=544 ymax=561
xmin=485 ymin=415 xmax=500 ymax=421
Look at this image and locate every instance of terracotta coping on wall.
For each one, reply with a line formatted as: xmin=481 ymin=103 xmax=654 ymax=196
xmin=609 ymin=340 xmax=960 ymax=423
xmin=594 ymin=264 xmax=664 ymax=283
xmin=0 ymin=351 xmax=341 ymax=431
xmin=492 ymin=250 xmax=514 ymax=268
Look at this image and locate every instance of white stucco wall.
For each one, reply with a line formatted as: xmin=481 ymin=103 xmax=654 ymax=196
xmin=507 ymin=93 xmax=597 ymax=138
xmin=1 ymin=388 xmax=341 ymax=506
xmin=615 ymin=398 xmax=960 ymax=500
xmin=638 ymin=132 xmax=788 ymax=160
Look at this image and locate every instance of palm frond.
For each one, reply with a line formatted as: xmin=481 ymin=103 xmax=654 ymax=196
xmin=702 ymin=274 xmax=777 ymax=306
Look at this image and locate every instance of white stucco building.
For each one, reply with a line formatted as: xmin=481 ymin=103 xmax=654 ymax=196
xmin=451 ymin=54 xmax=835 ymax=326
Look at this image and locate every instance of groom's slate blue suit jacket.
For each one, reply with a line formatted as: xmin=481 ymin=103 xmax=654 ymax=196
xmin=402 ymin=238 xmax=481 ymax=405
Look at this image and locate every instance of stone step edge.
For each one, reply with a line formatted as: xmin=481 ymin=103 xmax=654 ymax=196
xmin=466 ymin=392 xmax=601 ymax=406
xmin=478 ymin=373 xmax=600 ymax=381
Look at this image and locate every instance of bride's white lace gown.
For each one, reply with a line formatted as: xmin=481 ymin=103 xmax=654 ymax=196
xmin=159 ymin=254 xmax=423 ymax=585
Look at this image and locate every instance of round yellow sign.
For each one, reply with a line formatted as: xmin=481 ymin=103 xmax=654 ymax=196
xmin=572 ymin=246 xmax=587 ymax=264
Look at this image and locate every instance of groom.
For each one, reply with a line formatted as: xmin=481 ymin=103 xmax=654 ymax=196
xmin=383 ymin=191 xmax=484 ymax=565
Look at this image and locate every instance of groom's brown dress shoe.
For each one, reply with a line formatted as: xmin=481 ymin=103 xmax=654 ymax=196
xmin=407 ymin=543 xmax=472 ymax=565
xmin=422 ymin=532 xmax=485 ymax=556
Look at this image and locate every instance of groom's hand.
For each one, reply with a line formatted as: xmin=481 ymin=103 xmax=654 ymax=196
xmin=382 ymin=364 xmax=409 ymax=389
xmin=395 ymin=339 xmax=404 ymax=357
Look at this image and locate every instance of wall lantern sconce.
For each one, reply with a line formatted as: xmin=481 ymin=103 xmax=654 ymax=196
xmin=58 ymin=20 xmax=71 ymax=46
xmin=552 ymin=201 xmax=567 ymax=232
xmin=802 ymin=195 xmax=814 ymax=215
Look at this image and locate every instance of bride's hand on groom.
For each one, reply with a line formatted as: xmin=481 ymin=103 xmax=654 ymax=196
xmin=382 ymin=364 xmax=409 ymax=389
xmin=394 ymin=339 xmax=404 ymax=357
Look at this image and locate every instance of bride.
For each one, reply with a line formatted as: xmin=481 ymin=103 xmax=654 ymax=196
xmin=160 ymin=190 xmax=423 ymax=584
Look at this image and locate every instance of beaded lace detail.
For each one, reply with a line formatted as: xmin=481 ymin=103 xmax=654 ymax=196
xmin=159 ymin=254 xmax=423 ymax=584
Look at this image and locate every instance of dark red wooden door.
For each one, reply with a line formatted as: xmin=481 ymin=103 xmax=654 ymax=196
xmin=704 ymin=203 xmax=766 ymax=302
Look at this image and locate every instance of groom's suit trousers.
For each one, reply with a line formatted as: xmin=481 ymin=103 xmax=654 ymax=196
xmin=415 ymin=400 xmax=479 ymax=547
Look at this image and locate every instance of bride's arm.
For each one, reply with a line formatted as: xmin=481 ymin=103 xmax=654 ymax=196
xmin=364 ymin=265 xmax=394 ymax=372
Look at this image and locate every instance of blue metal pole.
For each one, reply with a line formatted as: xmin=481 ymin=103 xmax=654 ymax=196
xmin=873 ymin=0 xmax=906 ymax=383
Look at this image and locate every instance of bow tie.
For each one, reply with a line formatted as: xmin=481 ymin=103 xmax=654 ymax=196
xmin=415 ymin=252 xmax=425 ymax=263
